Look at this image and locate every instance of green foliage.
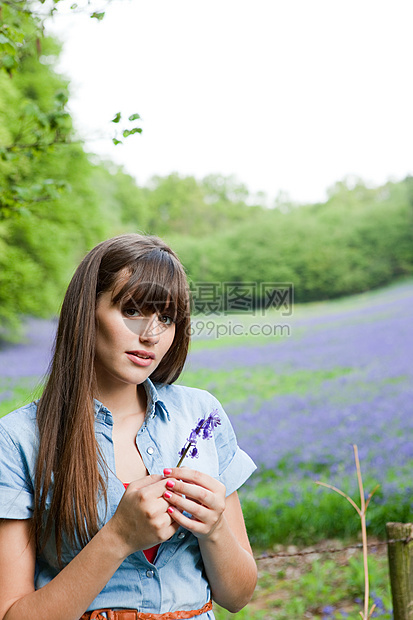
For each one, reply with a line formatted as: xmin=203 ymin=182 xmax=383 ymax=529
xmin=238 ymin=469 xmax=413 ymax=551
xmin=0 ymin=1 xmax=41 ymax=76
xmin=0 ymin=145 xmax=108 ymax=337
xmin=89 ymin=162 xmax=149 ymax=233
xmin=0 ymin=2 xmax=142 ymax=219
xmin=0 ymin=3 xmax=75 ymax=219
xmin=0 ymin=9 xmax=113 ymax=338
xmin=120 ymin=172 xmax=262 ymax=238
xmin=145 ymin=173 xmax=213 ymax=236
xmin=111 ymin=112 xmax=142 ymax=145
xmin=97 ymin=169 xmax=413 ymax=305
xmin=214 ymin=553 xmax=392 ymax=619
xmin=0 ymin=2 xmax=111 ymax=78
xmin=171 ymin=176 xmax=413 ymax=303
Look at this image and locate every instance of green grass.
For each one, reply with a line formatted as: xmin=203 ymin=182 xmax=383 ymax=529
xmin=239 ymin=467 xmax=413 ymax=550
xmin=0 ymin=362 xmax=355 ymax=423
xmin=0 ymin=378 xmax=43 ymax=418
xmin=214 ymin=550 xmax=392 ymax=619
xmin=178 ymin=366 xmax=353 ymax=408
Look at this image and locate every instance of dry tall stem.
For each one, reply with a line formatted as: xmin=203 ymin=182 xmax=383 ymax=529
xmin=316 ymin=444 xmax=379 ymax=619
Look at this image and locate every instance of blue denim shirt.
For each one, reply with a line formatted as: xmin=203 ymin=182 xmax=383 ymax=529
xmin=0 ymin=379 xmax=256 ymax=617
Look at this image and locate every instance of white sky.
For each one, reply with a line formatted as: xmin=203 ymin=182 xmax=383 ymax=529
xmin=47 ymin=0 xmax=413 ymax=205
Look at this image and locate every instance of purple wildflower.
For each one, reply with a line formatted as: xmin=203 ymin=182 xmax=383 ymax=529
xmin=190 ymin=446 xmax=199 ymax=459
xmin=202 ymin=410 xmax=221 ymax=439
xmin=176 ymin=408 xmax=221 ymax=467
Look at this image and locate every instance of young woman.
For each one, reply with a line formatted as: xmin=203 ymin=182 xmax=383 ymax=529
xmin=0 ymin=234 xmax=257 ymax=620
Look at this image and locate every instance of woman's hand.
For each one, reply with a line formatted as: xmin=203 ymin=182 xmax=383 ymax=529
xmin=107 ymin=475 xmax=179 ymax=557
xmin=162 ymin=467 xmax=226 ymax=540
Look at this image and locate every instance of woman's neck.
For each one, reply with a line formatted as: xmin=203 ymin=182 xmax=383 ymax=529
xmin=95 ymin=382 xmax=147 ymax=421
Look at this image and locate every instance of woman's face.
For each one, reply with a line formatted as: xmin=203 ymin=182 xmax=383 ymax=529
xmin=94 ymin=288 xmax=176 ymax=391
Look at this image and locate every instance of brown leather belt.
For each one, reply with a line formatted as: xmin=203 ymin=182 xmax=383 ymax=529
xmin=80 ymin=600 xmax=213 ymax=620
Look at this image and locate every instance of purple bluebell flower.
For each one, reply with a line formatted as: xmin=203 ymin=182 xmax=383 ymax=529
xmin=190 ymin=446 xmax=198 ymax=459
xmin=176 ymin=408 xmax=221 ymax=467
xmin=202 ymin=410 xmax=221 ymax=439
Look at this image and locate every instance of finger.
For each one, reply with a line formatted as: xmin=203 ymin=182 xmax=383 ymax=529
xmin=164 ymin=490 xmax=210 ymax=522
xmin=129 ymin=474 xmax=164 ymax=490
xmin=164 ymin=487 xmax=225 ymax=529
xmin=127 ymin=476 xmax=171 ymax=502
xmin=165 ymin=479 xmax=214 ymax=509
xmin=166 ymin=505 xmax=205 ymax=535
xmin=165 ymin=479 xmax=226 ymax=514
xmin=163 ymin=467 xmax=223 ymax=493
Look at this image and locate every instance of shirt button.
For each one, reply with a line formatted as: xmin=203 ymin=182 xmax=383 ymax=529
xmin=177 ymin=532 xmax=185 ymax=539
xmin=146 ymin=570 xmax=154 ymax=578
xmin=146 ymin=446 xmax=154 ymax=455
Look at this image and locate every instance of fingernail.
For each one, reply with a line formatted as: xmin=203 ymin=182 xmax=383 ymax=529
xmin=164 ymin=491 xmax=172 ymax=499
xmin=163 ymin=468 xmax=172 ymax=476
xmin=166 ymin=480 xmax=175 ymax=489
xmin=167 ymin=506 xmax=174 ymax=514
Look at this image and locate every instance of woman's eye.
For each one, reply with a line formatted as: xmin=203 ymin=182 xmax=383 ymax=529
xmin=123 ymin=308 xmax=141 ymax=318
xmin=159 ymin=315 xmax=174 ymax=325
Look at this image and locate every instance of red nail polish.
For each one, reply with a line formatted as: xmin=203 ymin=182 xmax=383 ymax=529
xmin=163 ymin=468 xmax=172 ymax=476
xmin=166 ymin=480 xmax=175 ymax=489
xmin=167 ymin=506 xmax=174 ymax=514
xmin=164 ymin=491 xmax=172 ymax=499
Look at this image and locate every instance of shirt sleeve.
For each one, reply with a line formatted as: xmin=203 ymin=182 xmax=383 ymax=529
xmin=0 ymin=425 xmax=34 ymax=519
xmin=209 ymin=396 xmax=257 ymax=497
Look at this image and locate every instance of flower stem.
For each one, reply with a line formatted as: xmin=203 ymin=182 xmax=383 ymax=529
xmin=176 ymin=444 xmax=191 ymax=467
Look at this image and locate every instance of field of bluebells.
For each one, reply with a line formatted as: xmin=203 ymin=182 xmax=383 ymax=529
xmin=1 ymin=280 xmax=411 ymax=618
xmin=179 ymin=278 xmax=413 ymax=549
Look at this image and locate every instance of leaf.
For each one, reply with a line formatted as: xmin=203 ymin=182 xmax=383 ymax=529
xmin=91 ymin=11 xmax=105 ymax=21
xmin=14 ymin=186 xmax=31 ymax=200
xmin=128 ymin=113 xmax=141 ymax=121
xmin=0 ymin=34 xmax=13 ymax=45
xmin=0 ymin=148 xmax=10 ymax=161
xmin=112 ymin=138 xmax=122 ymax=145
xmin=23 ymin=101 xmax=41 ymax=116
xmin=55 ymin=90 xmax=68 ymax=105
xmin=1 ymin=54 xmax=16 ymax=70
xmin=17 ymin=207 xmax=31 ymax=217
xmin=111 ymin=112 xmax=121 ymax=124
xmin=122 ymin=127 xmax=142 ymax=138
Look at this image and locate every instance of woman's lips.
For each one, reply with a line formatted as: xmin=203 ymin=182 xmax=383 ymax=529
xmin=126 ymin=350 xmax=155 ymax=367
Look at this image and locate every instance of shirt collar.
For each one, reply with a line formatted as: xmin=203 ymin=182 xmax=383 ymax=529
xmin=143 ymin=378 xmax=171 ymax=421
xmin=93 ymin=378 xmax=171 ymax=422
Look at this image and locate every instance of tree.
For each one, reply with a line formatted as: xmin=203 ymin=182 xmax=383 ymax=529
xmin=0 ymin=0 xmax=142 ymax=220
xmin=0 ymin=7 xmax=113 ymax=339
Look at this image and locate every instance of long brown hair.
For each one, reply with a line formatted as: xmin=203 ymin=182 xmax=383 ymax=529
xmin=33 ymin=234 xmax=191 ymax=562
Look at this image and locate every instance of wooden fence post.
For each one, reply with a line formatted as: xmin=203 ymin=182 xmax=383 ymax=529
xmin=386 ymin=522 xmax=413 ymax=620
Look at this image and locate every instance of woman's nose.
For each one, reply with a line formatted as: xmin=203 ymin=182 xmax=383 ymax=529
xmin=138 ymin=316 xmax=161 ymax=343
